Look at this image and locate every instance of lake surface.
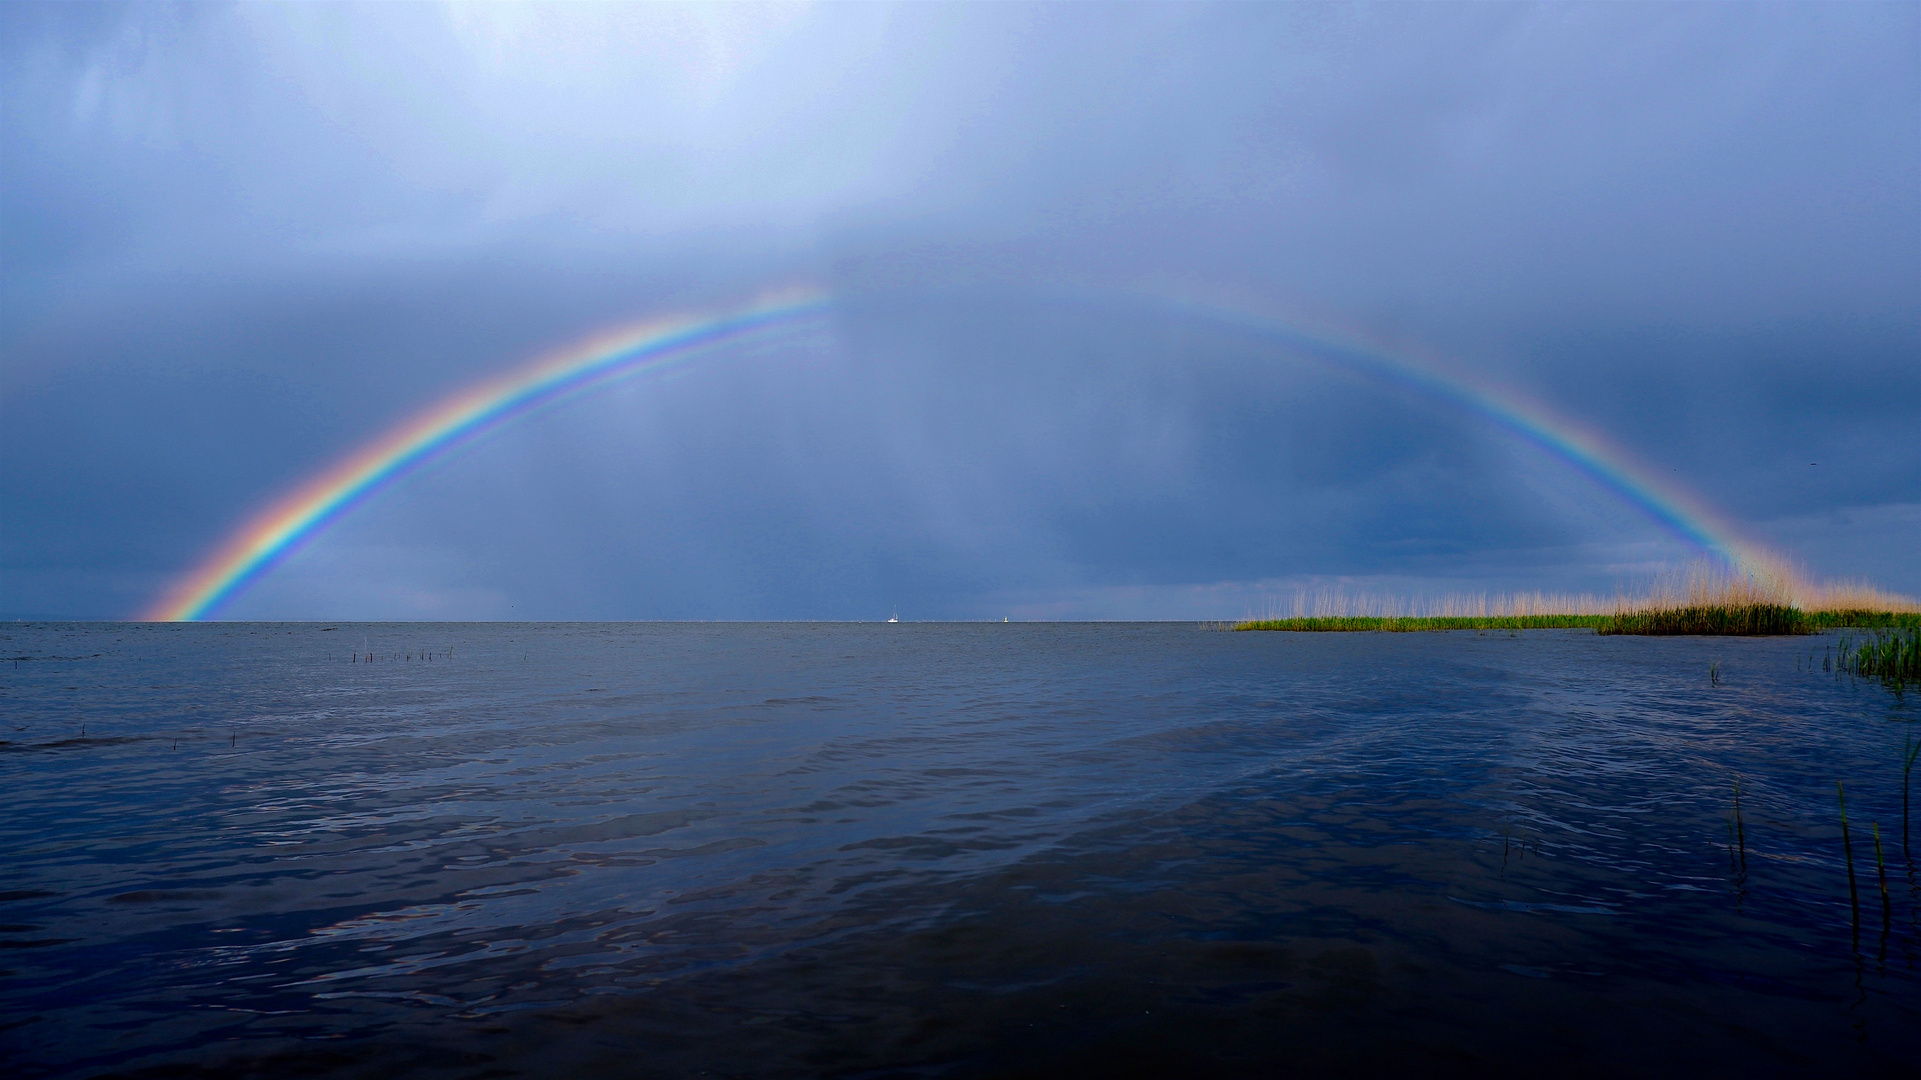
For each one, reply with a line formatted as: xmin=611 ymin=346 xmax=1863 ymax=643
xmin=2 ymin=622 xmax=1916 ymax=1077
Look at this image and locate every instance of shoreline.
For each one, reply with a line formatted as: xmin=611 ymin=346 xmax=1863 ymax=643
xmin=1233 ymin=607 xmax=1921 ymax=635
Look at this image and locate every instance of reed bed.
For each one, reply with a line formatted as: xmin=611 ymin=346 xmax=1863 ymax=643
xmin=1235 ymin=564 xmax=1919 ymax=635
xmin=1596 ymin=604 xmax=1806 ymax=636
xmin=1807 ymin=610 xmax=1921 ymax=631
xmin=1798 ymin=579 xmax=1921 ymax=614
xmin=1235 ymin=614 xmax=1611 ymax=632
xmin=1798 ymin=578 xmax=1919 ymax=629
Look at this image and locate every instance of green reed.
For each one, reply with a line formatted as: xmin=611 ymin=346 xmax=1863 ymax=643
xmin=1832 ymin=628 xmax=1920 ymax=690
xmin=1235 ymin=604 xmax=1888 ymax=636
xmin=1233 ymin=614 xmax=1611 ymax=632
xmin=1807 ymin=610 xmax=1921 ymax=631
xmin=1237 ymin=607 xmax=1815 ymax=635
xmin=1595 ymin=604 xmax=1809 ymax=636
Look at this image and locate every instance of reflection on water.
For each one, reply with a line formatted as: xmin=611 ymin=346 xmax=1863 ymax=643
xmin=1 ymin=623 xmax=1916 ymax=1076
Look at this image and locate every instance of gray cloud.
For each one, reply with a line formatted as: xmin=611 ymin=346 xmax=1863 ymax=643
xmin=3 ymin=1 xmax=1914 ymax=618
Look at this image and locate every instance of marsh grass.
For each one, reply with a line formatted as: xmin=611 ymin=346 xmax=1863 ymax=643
xmin=1234 ymin=614 xmax=1612 ymax=632
xmin=1235 ymin=587 xmax=1619 ymax=632
xmin=1800 ymin=580 xmax=1921 ymax=617
xmin=1807 ymin=611 xmax=1921 ymax=631
xmin=1596 ymin=565 xmax=1805 ymax=636
xmin=1831 ymin=629 xmax=1921 ymax=690
xmin=1234 ymin=563 xmax=1918 ymax=635
xmin=1597 ymin=604 xmax=1806 ymax=636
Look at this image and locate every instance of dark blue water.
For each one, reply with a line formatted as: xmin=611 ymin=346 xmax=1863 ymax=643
xmin=2 ymin=623 xmax=1916 ymax=1077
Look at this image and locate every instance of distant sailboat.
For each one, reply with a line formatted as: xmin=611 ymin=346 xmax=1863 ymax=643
xmin=888 ymin=610 xmax=899 ymax=623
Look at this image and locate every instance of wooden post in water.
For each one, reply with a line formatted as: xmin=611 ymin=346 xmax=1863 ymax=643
xmin=1903 ymin=733 xmax=1919 ymax=866
xmin=1733 ymin=777 xmax=1746 ymax=872
xmin=1872 ymin=822 xmax=1891 ymax=933
xmin=1838 ymin=782 xmax=1859 ymax=936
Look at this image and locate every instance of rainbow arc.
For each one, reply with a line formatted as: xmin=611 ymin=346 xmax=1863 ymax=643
xmin=145 ymin=288 xmax=831 ymax=621
xmin=1155 ymin=294 xmax=1789 ymax=587
xmin=145 ymin=286 xmax=1791 ymax=620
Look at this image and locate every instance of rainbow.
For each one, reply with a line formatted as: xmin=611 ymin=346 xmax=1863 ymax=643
xmin=144 ymin=288 xmax=832 ymax=621
xmin=1150 ymin=291 xmax=1792 ymax=587
xmin=145 ymin=284 xmax=1794 ymax=621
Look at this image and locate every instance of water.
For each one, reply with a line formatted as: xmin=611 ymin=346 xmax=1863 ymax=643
xmin=2 ymin=622 xmax=1916 ymax=1077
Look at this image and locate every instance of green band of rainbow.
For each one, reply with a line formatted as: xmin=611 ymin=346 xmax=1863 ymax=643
xmin=144 ymin=288 xmax=831 ymax=621
xmin=144 ymin=285 xmax=1790 ymax=621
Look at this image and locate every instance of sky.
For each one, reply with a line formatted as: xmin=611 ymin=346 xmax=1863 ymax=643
xmin=2 ymin=1 xmax=1916 ymax=621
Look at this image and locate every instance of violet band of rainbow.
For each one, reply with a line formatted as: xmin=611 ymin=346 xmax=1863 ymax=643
xmin=144 ymin=288 xmax=833 ymax=621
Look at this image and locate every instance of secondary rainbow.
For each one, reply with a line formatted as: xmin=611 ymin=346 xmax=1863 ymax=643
xmin=145 ymin=285 xmax=1793 ymax=621
xmin=145 ymin=288 xmax=832 ymax=621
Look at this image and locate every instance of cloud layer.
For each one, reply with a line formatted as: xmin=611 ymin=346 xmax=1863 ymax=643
xmin=4 ymin=2 xmax=1915 ymax=618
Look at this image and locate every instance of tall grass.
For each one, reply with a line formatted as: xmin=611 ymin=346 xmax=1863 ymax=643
xmin=1807 ymin=610 xmax=1921 ymax=631
xmin=1592 ymin=563 xmax=1803 ymax=635
xmin=1234 ymin=614 xmax=1613 ymax=632
xmin=1596 ymin=604 xmax=1805 ymax=636
xmin=1233 ymin=586 xmax=1620 ymax=632
xmin=1832 ymin=628 xmax=1921 ymax=690
xmin=1234 ymin=563 xmax=1919 ymax=635
xmin=1798 ymin=579 xmax=1921 ymax=615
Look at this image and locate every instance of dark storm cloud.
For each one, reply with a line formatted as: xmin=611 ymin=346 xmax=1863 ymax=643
xmin=2 ymin=2 xmax=1915 ymax=618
